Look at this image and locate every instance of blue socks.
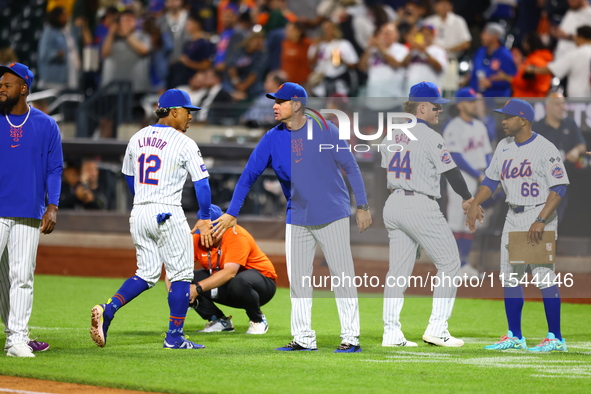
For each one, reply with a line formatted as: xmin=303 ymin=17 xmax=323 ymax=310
xmin=105 ymin=275 xmax=150 ymax=319
xmin=454 ymin=233 xmax=473 ymax=266
xmin=168 ymin=281 xmax=191 ymax=337
xmin=504 ymin=286 xmax=524 ymax=339
xmin=541 ymin=285 xmax=562 ymax=340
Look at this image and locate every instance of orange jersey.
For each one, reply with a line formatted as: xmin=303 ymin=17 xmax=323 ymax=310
xmin=193 ymin=225 xmax=277 ymax=281
xmin=281 ymin=37 xmax=312 ymax=84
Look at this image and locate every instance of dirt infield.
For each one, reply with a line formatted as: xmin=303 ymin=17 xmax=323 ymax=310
xmin=36 ymin=245 xmax=591 ymax=302
xmin=0 ymin=375 xmax=164 ymax=394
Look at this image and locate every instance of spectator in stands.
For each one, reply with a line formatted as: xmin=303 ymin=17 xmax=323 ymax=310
xmin=493 ymin=32 xmax=553 ymax=98
xmin=468 ymin=22 xmax=516 ymax=98
xmin=280 ymin=22 xmax=312 ymax=85
xmin=254 ymin=0 xmax=298 ymax=71
xmin=395 ymin=0 xmax=428 ymax=26
xmin=551 ymin=0 xmax=591 ymax=60
xmin=224 ymin=31 xmax=268 ymax=102
xmin=216 ymin=0 xmax=256 ymax=34
xmin=60 ymin=159 xmax=116 ymax=210
xmin=527 ymin=25 xmax=591 ymax=98
xmin=402 ymin=24 xmax=447 ymax=92
xmin=167 ymin=14 xmax=213 ymax=89
xmin=37 ymin=6 xmax=81 ymax=90
xmin=143 ymin=15 xmax=173 ymax=93
xmin=188 ymin=0 xmax=217 ymax=33
xmin=214 ymin=4 xmax=247 ymax=71
xmin=241 ymin=70 xmax=286 ymax=128
xmin=175 ymin=70 xmax=209 ymax=107
xmin=533 ymin=91 xmax=586 ymax=223
xmin=157 ymin=0 xmax=189 ymax=70
xmin=423 ymin=0 xmax=471 ymax=92
xmin=308 ymin=20 xmax=359 ymax=97
xmin=0 ymin=39 xmax=18 ymax=66
xmin=94 ymin=6 xmax=119 ymax=53
xmin=99 ymin=9 xmax=152 ymax=138
xmin=359 ymin=22 xmax=408 ymax=102
xmin=195 ymin=68 xmax=234 ymax=124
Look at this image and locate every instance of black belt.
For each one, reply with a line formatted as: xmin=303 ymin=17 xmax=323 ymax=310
xmin=510 ymin=202 xmax=545 ymax=213
xmin=391 ymin=189 xmax=436 ymax=201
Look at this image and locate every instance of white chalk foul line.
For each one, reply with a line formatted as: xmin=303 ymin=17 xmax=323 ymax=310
xmin=0 ymin=389 xmax=56 ymax=394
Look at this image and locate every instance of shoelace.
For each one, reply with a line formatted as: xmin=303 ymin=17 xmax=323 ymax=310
xmin=536 ymin=338 xmax=552 ymax=347
xmin=496 ymin=335 xmax=510 ymax=344
xmin=337 ymin=343 xmax=352 ymax=350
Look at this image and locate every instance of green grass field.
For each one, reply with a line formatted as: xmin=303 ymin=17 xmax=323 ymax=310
xmin=0 ymin=275 xmax=589 ymax=393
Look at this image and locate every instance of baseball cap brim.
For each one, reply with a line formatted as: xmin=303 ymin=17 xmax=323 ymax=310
xmin=266 ymin=93 xmax=304 ymax=101
xmin=183 ymin=105 xmax=201 ymax=111
xmin=0 ymin=66 xmax=30 ymax=87
xmin=416 ymin=97 xmax=450 ymax=104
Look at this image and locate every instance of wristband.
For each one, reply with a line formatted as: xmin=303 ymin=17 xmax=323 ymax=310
xmin=195 ymin=284 xmax=204 ymax=295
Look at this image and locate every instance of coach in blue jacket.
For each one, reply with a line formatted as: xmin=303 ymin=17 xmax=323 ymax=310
xmin=212 ymin=82 xmax=371 ymax=353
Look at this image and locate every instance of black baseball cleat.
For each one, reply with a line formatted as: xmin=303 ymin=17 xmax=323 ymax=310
xmin=275 ymin=341 xmax=318 ymax=351
xmin=334 ymin=343 xmax=362 ymax=353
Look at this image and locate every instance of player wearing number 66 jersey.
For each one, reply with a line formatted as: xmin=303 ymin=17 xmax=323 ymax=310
xmin=380 ymin=82 xmax=475 ymax=348
xmin=467 ymin=99 xmax=570 ymax=352
xmin=90 ymin=89 xmax=213 ymax=350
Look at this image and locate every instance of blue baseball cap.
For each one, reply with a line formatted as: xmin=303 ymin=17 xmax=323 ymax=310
xmin=266 ymin=82 xmax=308 ymax=105
xmin=157 ymin=89 xmax=200 ymax=110
xmin=0 ymin=62 xmax=34 ymax=90
xmin=149 ymin=0 xmax=165 ymax=13
xmin=409 ymin=81 xmax=449 ymax=104
xmin=493 ymin=99 xmax=534 ymax=122
xmin=455 ymin=87 xmax=478 ymax=102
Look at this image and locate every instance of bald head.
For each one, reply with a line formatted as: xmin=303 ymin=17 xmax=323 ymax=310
xmin=545 ymin=92 xmax=566 ymax=122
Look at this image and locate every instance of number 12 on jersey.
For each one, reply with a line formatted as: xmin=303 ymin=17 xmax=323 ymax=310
xmin=138 ymin=153 xmax=161 ymax=185
xmin=388 ymin=151 xmax=412 ymax=180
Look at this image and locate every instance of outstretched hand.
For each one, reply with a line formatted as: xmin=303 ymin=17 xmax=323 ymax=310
xmin=192 ymin=219 xmax=213 ymax=247
xmin=212 ymin=213 xmax=238 ymax=239
xmin=465 ymin=199 xmax=484 ymax=232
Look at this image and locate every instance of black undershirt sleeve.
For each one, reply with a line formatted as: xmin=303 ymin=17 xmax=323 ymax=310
xmin=443 ymin=167 xmax=472 ymax=201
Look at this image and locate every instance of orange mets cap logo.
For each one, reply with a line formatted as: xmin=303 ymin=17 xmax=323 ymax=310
xmin=9 ymin=62 xmax=16 ymax=67
xmin=278 ymin=84 xmax=284 ymax=90
xmin=505 ymin=99 xmax=511 ymax=106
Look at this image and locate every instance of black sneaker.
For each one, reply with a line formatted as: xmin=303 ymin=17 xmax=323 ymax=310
xmin=275 ymin=341 xmax=318 ymax=351
xmin=334 ymin=343 xmax=362 ymax=353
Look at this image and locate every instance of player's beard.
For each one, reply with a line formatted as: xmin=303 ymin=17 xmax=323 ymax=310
xmin=0 ymin=95 xmax=20 ymax=114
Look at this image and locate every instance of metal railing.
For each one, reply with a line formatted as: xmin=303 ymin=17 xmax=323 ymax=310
xmin=75 ymin=81 xmax=133 ymax=138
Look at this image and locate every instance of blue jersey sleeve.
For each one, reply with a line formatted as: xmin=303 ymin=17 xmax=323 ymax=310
xmin=194 ymin=178 xmax=212 ymax=219
xmin=125 ymin=175 xmax=135 ymax=196
xmin=227 ymin=133 xmax=272 ymax=217
xmin=46 ymin=120 xmax=63 ymax=206
xmin=450 ymin=152 xmax=481 ymax=179
xmin=327 ymin=124 xmax=368 ymax=206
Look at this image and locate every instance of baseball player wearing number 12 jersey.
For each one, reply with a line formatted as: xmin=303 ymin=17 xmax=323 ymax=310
xmin=467 ymin=99 xmax=569 ymax=352
xmin=381 ymin=82 xmax=474 ymax=348
xmin=90 ymin=89 xmax=212 ymax=349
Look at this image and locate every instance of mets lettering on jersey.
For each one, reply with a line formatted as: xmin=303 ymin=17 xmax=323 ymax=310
xmin=485 ymin=133 xmax=569 ymax=206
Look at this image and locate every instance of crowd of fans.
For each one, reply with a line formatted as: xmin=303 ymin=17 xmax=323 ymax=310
xmin=2 ymin=0 xmax=590 ymax=216
xmin=2 ymin=0 xmax=591 ymax=133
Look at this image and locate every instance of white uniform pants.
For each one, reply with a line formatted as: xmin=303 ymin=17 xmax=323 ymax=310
xmin=286 ymin=217 xmax=360 ymax=348
xmin=383 ymin=190 xmax=460 ymax=343
xmin=0 ymin=217 xmax=41 ymax=347
xmin=130 ymin=204 xmax=193 ymax=286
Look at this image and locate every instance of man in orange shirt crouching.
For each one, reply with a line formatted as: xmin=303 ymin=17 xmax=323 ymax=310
xmin=190 ymin=205 xmax=277 ymax=334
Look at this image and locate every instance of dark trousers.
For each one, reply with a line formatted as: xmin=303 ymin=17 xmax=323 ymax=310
xmin=192 ymin=269 xmax=276 ymax=322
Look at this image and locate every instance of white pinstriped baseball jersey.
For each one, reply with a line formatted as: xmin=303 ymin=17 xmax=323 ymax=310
xmin=122 ymin=125 xmax=209 ymax=205
xmin=381 ymin=122 xmax=457 ymax=198
xmin=485 ymin=133 xmax=569 ymax=206
xmin=443 ymin=117 xmax=492 ymax=171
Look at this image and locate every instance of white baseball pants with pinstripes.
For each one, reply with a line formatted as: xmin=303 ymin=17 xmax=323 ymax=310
xmin=286 ymin=217 xmax=360 ymax=348
xmin=0 ymin=217 xmax=41 ymax=348
xmin=130 ymin=204 xmax=194 ymax=286
xmin=499 ymin=207 xmax=557 ymax=289
xmin=382 ymin=190 xmax=461 ymax=344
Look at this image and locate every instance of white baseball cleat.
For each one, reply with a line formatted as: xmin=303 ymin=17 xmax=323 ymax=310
xmin=6 ymin=342 xmax=35 ymax=358
xmin=458 ymin=264 xmax=481 ymax=279
xmin=422 ymin=334 xmax=464 ymax=347
xmin=197 ymin=315 xmax=234 ymax=332
xmin=382 ymin=340 xmax=418 ymax=347
xmin=246 ymin=314 xmax=268 ymax=334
